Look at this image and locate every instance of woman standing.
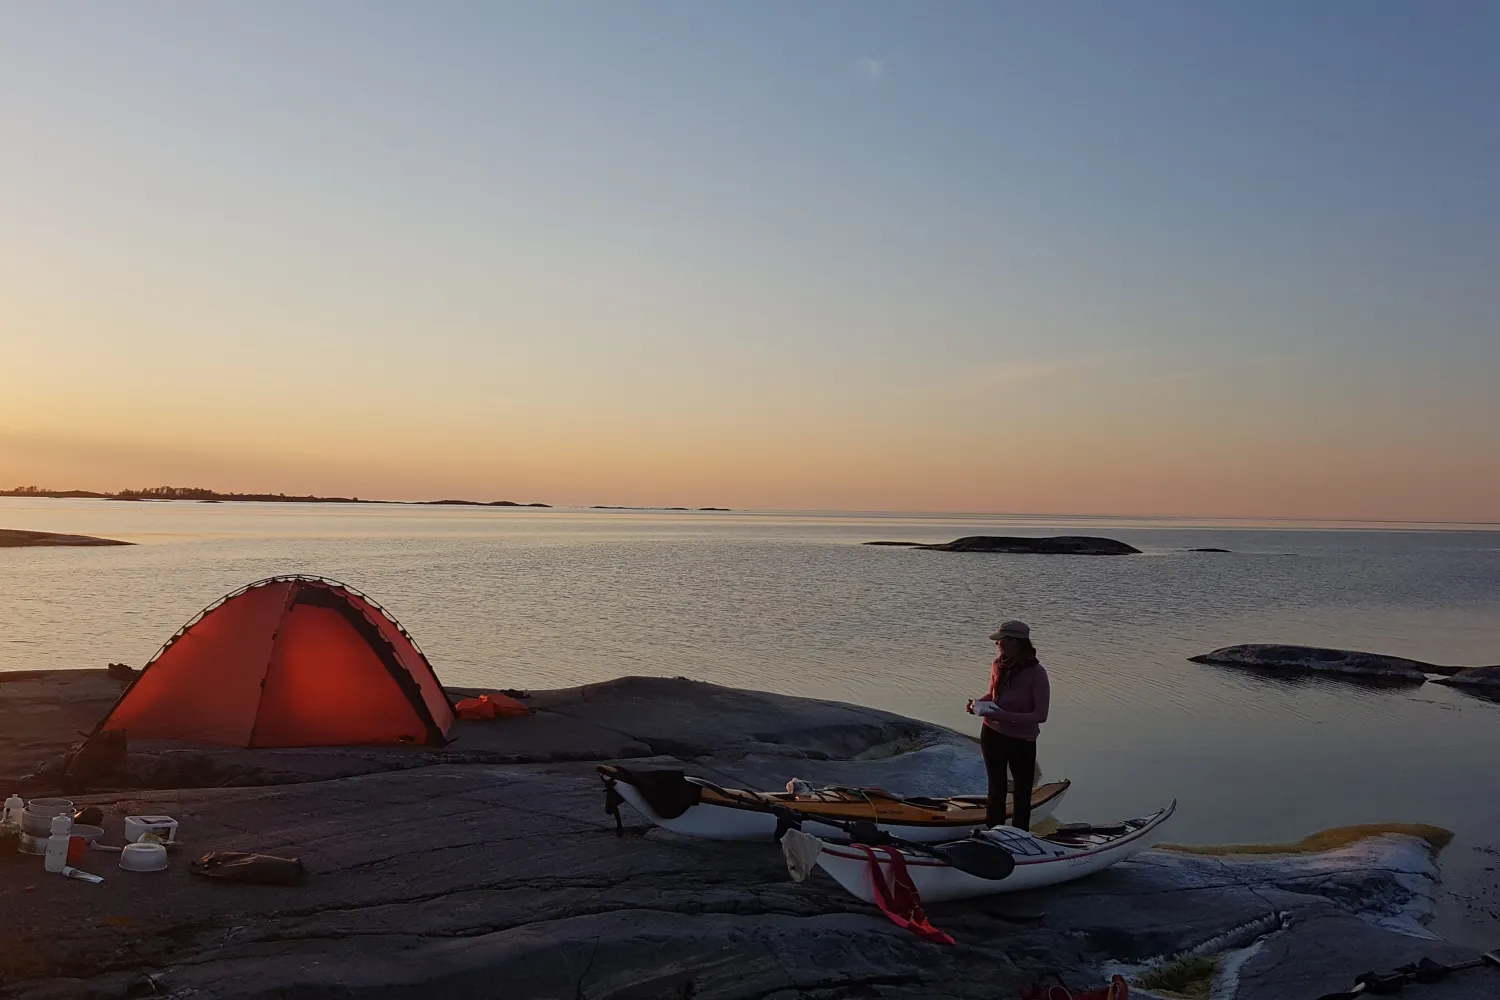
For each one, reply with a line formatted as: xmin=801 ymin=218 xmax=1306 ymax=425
xmin=967 ymin=619 xmax=1050 ymax=831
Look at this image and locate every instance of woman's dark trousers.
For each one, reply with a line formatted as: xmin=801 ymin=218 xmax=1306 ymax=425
xmin=980 ymin=726 xmax=1036 ymax=830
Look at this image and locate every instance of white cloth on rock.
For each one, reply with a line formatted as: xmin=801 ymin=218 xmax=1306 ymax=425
xmin=781 ymin=828 xmax=823 ymax=883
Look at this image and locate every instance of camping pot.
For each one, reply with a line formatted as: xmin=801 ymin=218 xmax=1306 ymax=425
xmin=19 ymin=798 xmax=73 ymax=855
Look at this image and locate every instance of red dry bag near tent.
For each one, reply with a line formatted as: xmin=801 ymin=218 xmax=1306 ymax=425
xmin=454 ymin=693 xmax=532 ymax=720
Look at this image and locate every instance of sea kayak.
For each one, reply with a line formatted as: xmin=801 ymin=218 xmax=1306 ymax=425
xmin=598 ymin=764 xmax=1071 ymax=843
xmin=809 ymin=800 xmax=1176 ymax=902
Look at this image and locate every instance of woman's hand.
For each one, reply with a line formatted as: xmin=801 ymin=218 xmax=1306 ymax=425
xmin=965 ymin=699 xmax=976 ymax=715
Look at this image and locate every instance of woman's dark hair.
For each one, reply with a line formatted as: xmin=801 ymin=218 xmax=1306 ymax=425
xmin=1006 ymin=636 xmax=1039 ymax=670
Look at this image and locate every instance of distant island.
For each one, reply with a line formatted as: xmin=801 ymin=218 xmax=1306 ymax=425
xmin=0 ymin=528 xmax=132 ymax=548
xmin=0 ymin=486 xmax=552 ymax=507
xmin=2 ymin=486 xmax=730 ymax=511
xmin=421 ymin=499 xmax=553 ymax=508
xmin=592 ymin=506 xmax=732 ymax=512
xmin=865 ymin=535 xmax=1141 ymax=555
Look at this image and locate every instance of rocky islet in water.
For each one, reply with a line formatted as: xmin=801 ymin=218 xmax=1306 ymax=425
xmin=1188 ymin=644 xmax=1500 ymax=689
xmin=865 ymin=535 xmax=1142 ymax=555
xmin=1432 ymin=664 xmax=1500 ymax=695
xmin=0 ymin=528 xmax=132 ymax=548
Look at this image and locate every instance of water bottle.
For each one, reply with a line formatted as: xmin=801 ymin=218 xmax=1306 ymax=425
xmin=1 ymin=794 xmax=22 ymax=831
xmin=43 ymin=813 xmax=72 ymax=873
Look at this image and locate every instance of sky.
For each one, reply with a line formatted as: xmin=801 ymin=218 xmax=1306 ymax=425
xmin=2 ymin=2 xmax=1498 ymax=519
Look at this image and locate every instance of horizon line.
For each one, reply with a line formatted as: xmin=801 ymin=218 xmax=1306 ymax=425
xmin=4 ymin=486 xmax=1499 ymax=529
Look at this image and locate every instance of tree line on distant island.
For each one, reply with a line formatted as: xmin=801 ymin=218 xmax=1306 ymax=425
xmin=1 ymin=486 xmax=730 ymax=511
xmin=0 ymin=485 xmax=549 ymax=505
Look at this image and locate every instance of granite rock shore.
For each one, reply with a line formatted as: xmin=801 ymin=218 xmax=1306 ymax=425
xmin=0 ymin=671 xmax=1490 ymax=1000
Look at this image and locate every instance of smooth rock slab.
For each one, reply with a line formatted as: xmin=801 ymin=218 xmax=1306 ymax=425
xmin=16 ymin=675 xmax=942 ymax=794
xmin=0 ymin=670 xmax=127 ymax=789
xmin=1433 ymin=665 xmax=1500 ymax=697
xmin=0 ymin=529 xmax=131 ymax=547
xmin=0 ymin=759 xmax=1478 ymax=1000
xmin=0 ymin=673 xmax=1485 ymax=1000
xmin=1189 ymin=644 xmax=1435 ymax=684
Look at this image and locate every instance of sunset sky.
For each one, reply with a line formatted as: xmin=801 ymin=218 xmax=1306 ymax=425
xmin=3 ymin=3 xmax=1498 ymax=520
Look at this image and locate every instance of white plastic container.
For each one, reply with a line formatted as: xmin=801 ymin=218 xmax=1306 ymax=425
xmin=119 ymin=842 xmax=168 ymax=872
xmin=43 ymin=813 xmax=72 ymax=873
xmin=124 ymin=815 xmax=179 ymax=844
xmin=19 ymin=798 xmax=72 ymax=855
xmin=2 ymin=794 xmax=22 ymax=830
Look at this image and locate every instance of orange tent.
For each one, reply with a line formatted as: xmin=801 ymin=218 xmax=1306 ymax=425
xmin=96 ymin=576 xmax=455 ymax=747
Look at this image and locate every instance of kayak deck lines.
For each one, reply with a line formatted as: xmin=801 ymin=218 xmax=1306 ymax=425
xmin=809 ymin=800 xmax=1177 ymax=902
xmin=599 ymin=763 xmax=1071 ymax=842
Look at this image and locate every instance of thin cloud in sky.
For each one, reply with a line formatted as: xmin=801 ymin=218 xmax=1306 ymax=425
xmin=923 ymin=351 xmax=1137 ymax=399
xmin=856 ymin=56 xmax=885 ymax=81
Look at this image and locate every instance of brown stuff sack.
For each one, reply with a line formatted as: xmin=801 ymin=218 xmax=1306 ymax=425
xmin=73 ymin=806 xmax=104 ymax=827
xmin=191 ymin=852 xmax=305 ymax=885
xmin=62 ymin=729 xmax=127 ymax=793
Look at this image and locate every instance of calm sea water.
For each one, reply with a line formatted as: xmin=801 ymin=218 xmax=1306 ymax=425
xmin=4 ymin=498 xmax=1499 ymax=942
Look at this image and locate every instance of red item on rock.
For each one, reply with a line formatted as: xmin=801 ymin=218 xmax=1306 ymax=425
xmin=454 ymin=693 xmax=532 ymax=720
xmin=855 ymin=844 xmax=955 ymax=945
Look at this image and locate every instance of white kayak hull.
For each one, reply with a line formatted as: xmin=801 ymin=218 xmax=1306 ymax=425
xmin=609 ymin=780 xmax=1069 ymax=844
xmin=814 ymin=800 xmax=1176 ymax=902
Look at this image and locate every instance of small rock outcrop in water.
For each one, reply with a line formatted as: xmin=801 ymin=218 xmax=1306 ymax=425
xmin=910 ymin=535 xmax=1141 ymax=555
xmin=0 ymin=528 xmax=133 ymax=547
xmin=1187 ymin=547 xmax=1232 ymax=553
xmin=1433 ymin=664 xmax=1500 ymax=694
xmin=1189 ymin=644 xmax=1435 ymax=684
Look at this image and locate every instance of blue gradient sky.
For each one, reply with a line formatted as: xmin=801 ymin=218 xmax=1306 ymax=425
xmin=3 ymin=3 xmax=1498 ymax=518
